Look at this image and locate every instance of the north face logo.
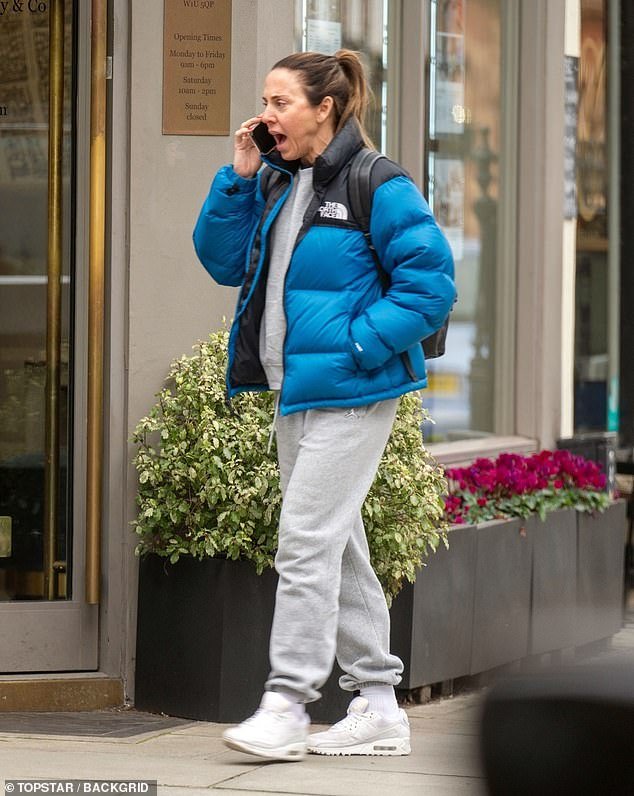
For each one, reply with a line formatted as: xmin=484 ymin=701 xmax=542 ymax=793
xmin=318 ymin=201 xmax=348 ymax=220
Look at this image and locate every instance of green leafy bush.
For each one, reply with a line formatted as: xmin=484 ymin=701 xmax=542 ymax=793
xmin=132 ymin=329 xmax=448 ymax=599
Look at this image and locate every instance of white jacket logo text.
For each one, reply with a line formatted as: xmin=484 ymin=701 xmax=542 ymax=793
xmin=318 ymin=201 xmax=348 ymax=220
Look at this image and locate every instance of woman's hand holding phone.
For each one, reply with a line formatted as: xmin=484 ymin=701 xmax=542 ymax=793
xmin=233 ymin=116 xmax=265 ymax=179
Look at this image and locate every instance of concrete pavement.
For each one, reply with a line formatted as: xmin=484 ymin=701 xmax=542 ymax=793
xmin=0 ymin=692 xmax=486 ymax=796
xmin=1 ymin=608 xmax=632 ymax=796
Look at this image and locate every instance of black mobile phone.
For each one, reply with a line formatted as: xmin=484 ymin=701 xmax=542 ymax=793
xmin=249 ymin=122 xmax=277 ymax=155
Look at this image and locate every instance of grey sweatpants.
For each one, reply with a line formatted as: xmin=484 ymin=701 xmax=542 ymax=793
xmin=265 ymin=398 xmax=404 ymax=703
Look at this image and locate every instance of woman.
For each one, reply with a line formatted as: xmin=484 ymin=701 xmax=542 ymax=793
xmin=193 ymin=50 xmax=455 ymax=762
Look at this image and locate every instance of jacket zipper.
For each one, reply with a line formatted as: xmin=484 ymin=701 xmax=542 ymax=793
xmin=227 ymin=161 xmax=295 ymax=400
xmin=279 ymin=185 xmax=325 ymax=412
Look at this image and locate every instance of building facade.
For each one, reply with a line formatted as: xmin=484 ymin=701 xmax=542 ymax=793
xmin=0 ymin=0 xmax=626 ymax=705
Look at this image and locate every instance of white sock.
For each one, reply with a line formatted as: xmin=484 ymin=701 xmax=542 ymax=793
xmin=278 ymin=690 xmax=307 ymax=721
xmin=360 ymin=685 xmax=400 ymax=721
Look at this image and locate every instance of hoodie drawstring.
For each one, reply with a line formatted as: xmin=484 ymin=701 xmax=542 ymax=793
xmin=267 ymin=392 xmax=280 ymax=454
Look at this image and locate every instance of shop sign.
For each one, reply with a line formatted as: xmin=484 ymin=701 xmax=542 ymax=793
xmin=162 ymin=0 xmax=231 ymax=136
xmin=306 ymin=19 xmax=341 ymax=55
xmin=0 ymin=1 xmax=48 ymax=17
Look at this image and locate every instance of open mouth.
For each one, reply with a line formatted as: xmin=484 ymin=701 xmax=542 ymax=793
xmin=273 ymin=133 xmax=287 ymax=148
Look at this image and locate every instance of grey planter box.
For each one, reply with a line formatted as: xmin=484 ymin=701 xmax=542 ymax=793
xmin=470 ymin=519 xmax=533 ymax=674
xmin=390 ymin=524 xmax=477 ymax=688
xmin=575 ymin=500 xmax=627 ymax=646
xmin=528 ymin=508 xmax=578 ymax=655
xmin=135 ymin=503 xmax=627 ymax=719
xmin=135 ymin=555 xmax=351 ymax=724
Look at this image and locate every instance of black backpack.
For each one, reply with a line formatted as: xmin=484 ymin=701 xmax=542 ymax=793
xmin=348 ymin=148 xmax=450 ymax=359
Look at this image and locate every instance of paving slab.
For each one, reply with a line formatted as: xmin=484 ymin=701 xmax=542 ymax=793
xmin=161 ymin=791 xmax=275 ymax=796
xmin=0 ymin=609 xmax=630 ymax=794
xmin=0 ymin=732 xmax=229 ymax=759
xmin=214 ymin=761 xmax=486 ymax=796
xmin=0 ymin=746 xmax=256 ymax=788
xmin=407 ymin=694 xmax=484 ymax=720
xmin=0 ymin=691 xmax=487 ymax=793
xmin=406 ymin=720 xmax=481 ymax=738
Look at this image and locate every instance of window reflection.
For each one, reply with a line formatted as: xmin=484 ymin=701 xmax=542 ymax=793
xmin=574 ymin=0 xmax=610 ymax=432
xmin=297 ymin=0 xmax=388 ymax=151
xmin=0 ymin=5 xmax=74 ymax=600
xmin=425 ymin=0 xmax=502 ymax=442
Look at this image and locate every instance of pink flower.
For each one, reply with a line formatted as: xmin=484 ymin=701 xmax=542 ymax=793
xmin=442 ymin=448 xmax=607 ymax=525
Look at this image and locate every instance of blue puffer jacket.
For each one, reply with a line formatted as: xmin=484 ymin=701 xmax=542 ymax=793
xmin=193 ymin=119 xmax=456 ymax=416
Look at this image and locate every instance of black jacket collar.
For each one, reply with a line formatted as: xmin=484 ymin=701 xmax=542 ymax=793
xmin=263 ymin=117 xmax=365 ymax=188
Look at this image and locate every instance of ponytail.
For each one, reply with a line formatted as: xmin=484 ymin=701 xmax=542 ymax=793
xmin=272 ymin=50 xmax=375 ymax=148
xmin=333 ymin=50 xmax=372 ymax=145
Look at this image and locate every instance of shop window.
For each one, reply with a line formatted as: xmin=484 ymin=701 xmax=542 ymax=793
xmin=295 ymin=0 xmax=388 ymax=151
xmin=574 ymin=0 xmax=616 ymax=433
xmin=423 ymin=0 xmax=505 ymax=442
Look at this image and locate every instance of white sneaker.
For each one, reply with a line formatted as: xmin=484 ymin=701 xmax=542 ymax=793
xmin=307 ymin=696 xmax=411 ymax=756
xmin=222 ymin=691 xmax=309 ymax=761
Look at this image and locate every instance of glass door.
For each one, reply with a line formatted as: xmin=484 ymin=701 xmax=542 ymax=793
xmin=0 ymin=0 xmax=97 ymax=671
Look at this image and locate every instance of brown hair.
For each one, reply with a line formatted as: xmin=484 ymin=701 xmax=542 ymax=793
xmin=272 ymin=49 xmax=374 ymax=148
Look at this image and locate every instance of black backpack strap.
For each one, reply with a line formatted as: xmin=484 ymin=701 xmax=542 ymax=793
xmin=348 ymin=149 xmax=389 ymax=291
xmin=348 ymin=149 xmax=385 ymax=230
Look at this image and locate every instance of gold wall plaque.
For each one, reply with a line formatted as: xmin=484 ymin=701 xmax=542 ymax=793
xmin=163 ymin=0 xmax=232 ymax=136
xmin=0 ymin=517 xmax=11 ymax=558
